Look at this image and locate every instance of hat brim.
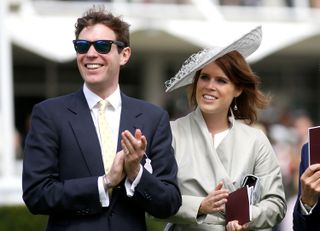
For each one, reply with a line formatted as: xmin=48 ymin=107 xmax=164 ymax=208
xmin=165 ymin=26 xmax=262 ymax=92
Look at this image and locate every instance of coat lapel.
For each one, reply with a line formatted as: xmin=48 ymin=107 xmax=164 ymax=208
xmin=66 ymin=89 xmax=105 ymax=176
xmin=107 ymin=93 xmax=144 ymax=212
xmin=116 ymin=93 xmax=143 ymax=151
xmin=192 ymin=108 xmax=234 ymax=189
xmin=66 ymin=91 xmax=143 ymax=176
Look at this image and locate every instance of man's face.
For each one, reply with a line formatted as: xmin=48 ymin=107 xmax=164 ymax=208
xmin=76 ymin=23 xmax=130 ymax=97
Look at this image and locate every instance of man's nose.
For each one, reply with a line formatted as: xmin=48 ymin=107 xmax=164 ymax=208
xmin=86 ymin=44 xmax=98 ymax=56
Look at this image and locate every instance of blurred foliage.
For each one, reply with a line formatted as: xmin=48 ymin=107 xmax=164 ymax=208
xmin=146 ymin=216 xmax=166 ymax=231
xmin=0 ymin=205 xmax=166 ymax=231
xmin=0 ymin=205 xmax=47 ymax=231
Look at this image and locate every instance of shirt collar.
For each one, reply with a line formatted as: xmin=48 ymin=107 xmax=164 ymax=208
xmin=83 ymin=83 xmax=122 ymax=110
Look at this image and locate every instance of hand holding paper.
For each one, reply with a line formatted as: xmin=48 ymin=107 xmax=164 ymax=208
xmin=225 ymin=186 xmax=252 ymax=225
xmin=308 ymin=126 xmax=320 ymax=165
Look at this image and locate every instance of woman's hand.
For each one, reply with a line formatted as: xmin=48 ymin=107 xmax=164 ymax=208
xmin=226 ymin=220 xmax=249 ymax=231
xmin=198 ymin=182 xmax=229 ymax=215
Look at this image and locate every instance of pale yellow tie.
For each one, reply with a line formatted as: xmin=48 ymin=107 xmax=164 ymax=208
xmin=98 ymin=100 xmax=115 ymax=173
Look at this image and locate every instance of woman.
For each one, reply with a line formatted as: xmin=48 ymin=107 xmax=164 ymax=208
xmin=164 ymin=26 xmax=286 ymax=231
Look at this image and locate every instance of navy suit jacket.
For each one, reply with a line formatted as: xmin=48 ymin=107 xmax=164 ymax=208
xmin=22 ymin=88 xmax=181 ymax=231
xmin=293 ymin=143 xmax=320 ymax=231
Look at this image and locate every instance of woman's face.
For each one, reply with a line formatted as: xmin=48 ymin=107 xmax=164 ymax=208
xmin=196 ymin=62 xmax=242 ymax=118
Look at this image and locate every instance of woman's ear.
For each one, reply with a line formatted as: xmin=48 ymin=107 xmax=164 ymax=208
xmin=235 ymin=88 xmax=243 ymax=97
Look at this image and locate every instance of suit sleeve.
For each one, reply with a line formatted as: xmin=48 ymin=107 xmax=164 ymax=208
xmin=131 ymin=110 xmax=182 ymax=218
xmin=22 ymin=103 xmax=102 ymax=216
xmin=293 ymin=143 xmax=320 ymax=230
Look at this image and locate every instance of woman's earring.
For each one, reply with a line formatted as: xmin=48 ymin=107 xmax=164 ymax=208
xmin=233 ymin=98 xmax=238 ymax=111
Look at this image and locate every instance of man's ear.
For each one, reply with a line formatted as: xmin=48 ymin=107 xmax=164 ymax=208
xmin=120 ymin=47 xmax=131 ymax=65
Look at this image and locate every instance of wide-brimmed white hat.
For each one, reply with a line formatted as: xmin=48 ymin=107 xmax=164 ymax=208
xmin=165 ymin=26 xmax=262 ymax=92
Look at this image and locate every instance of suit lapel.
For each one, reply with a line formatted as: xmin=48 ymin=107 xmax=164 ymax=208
xmin=117 ymin=93 xmax=143 ymax=151
xmin=65 ymin=91 xmax=144 ymax=176
xmin=108 ymin=93 xmax=144 ymax=212
xmin=66 ymin=89 xmax=105 ymax=176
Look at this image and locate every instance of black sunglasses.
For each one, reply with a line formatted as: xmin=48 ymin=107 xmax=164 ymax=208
xmin=73 ymin=39 xmax=125 ymax=54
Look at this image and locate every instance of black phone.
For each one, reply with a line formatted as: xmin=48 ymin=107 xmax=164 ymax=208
xmin=242 ymin=175 xmax=258 ymax=188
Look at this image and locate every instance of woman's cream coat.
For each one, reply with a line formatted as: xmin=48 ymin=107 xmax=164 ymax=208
xmin=168 ymin=108 xmax=286 ymax=231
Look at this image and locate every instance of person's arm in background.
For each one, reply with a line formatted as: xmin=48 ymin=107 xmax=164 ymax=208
xmin=293 ymin=143 xmax=320 ymax=230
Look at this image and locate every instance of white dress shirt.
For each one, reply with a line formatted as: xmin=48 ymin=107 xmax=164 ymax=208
xmin=83 ymin=84 xmax=142 ymax=207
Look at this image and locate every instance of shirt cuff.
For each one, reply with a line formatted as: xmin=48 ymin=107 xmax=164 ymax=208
xmin=125 ymin=164 xmax=143 ymax=197
xmin=98 ymin=176 xmax=110 ymax=207
xmin=299 ymin=199 xmax=318 ymax=215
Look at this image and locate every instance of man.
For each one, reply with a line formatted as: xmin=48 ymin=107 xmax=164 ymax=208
xmin=22 ymin=6 xmax=181 ymax=231
xmin=293 ymin=143 xmax=320 ymax=230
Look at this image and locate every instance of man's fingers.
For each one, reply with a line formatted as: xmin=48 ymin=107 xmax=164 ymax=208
xmin=121 ymin=140 xmax=130 ymax=155
xmin=121 ymin=135 xmax=134 ymax=154
xmin=302 ymin=164 xmax=320 ymax=179
xmin=122 ymin=130 xmax=147 ymax=153
xmin=309 ymin=164 xmax=320 ymax=172
xmin=135 ymin=129 xmax=142 ymax=140
xmin=141 ymin=136 xmax=147 ymax=151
